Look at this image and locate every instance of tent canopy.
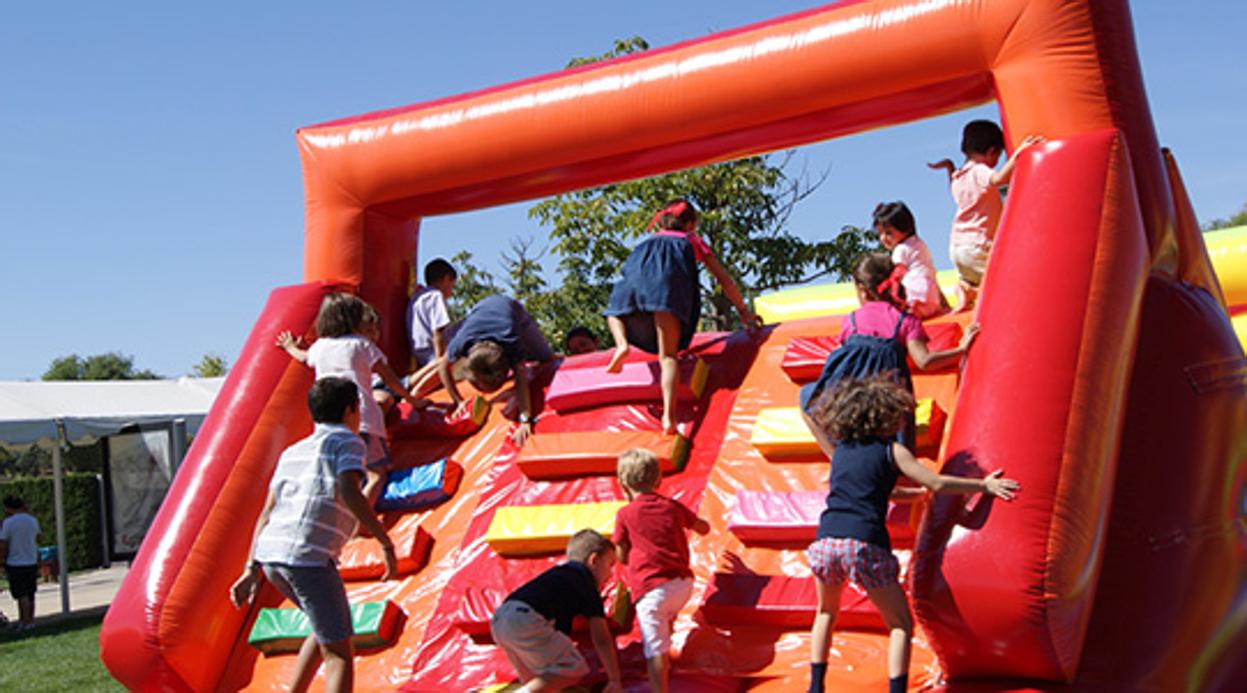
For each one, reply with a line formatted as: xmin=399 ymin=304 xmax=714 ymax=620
xmin=0 ymin=377 xmax=225 ymax=450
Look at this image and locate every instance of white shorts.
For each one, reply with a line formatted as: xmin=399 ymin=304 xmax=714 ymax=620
xmin=489 ymin=601 xmax=589 ymax=682
xmin=950 ymin=240 xmax=991 ymax=287
xmin=634 ymin=577 xmax=694 ymax=660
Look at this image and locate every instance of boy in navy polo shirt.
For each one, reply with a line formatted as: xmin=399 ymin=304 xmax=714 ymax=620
xmin=490 ymin=529 xmax=623 ymax=692
xmin=613 ymin=449 xmax=709 ymax=693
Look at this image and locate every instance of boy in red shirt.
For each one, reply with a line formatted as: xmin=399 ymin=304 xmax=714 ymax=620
xmin=613 ymin=449 xmax=710 ymax=693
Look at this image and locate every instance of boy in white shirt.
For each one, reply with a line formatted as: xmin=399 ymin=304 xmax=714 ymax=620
xmin=230 ymin=377 xmax=397 ymax=693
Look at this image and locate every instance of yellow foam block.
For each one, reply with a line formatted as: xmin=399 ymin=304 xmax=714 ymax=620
xmin=750 ymin=400 xmax=945 ymax=459
xmin=484 ymin=501 xmax=627 ymax=556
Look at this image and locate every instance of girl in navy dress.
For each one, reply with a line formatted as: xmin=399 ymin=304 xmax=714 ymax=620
xmin=800 ymin=252 xmax=979 ymax=454
xmin=604 ymin=199 xmax=760 ymax=434
xmin=804 ymin=375 xmax=1019 ymax=693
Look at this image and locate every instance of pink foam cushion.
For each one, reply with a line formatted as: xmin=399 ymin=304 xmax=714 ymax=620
xmin=728 ymin=490 xmax=917 ymax=549
xmin=700 ymin=572 xmax=884 ymax=631
xmin=545 ymin=359 xmax=702 ymax=411
xmin=781 ymin=322 xmax=965 ymax=383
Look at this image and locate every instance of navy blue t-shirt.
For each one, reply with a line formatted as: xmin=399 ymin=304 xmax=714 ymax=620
xmin=816 ymin=438 xmax=899 ymax=550
xmin=505 ymin=561 xmax=605 ymax=634
xmin=446 ymin=294 xmax=554 ymax=365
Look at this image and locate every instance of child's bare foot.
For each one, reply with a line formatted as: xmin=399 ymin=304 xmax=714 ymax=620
xmin=606 ymin=345 xmax=629 ymax=373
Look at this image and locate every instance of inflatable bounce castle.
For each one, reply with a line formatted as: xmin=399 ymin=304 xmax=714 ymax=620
xmin=100 ymin=1 xmax=1247 ymax=690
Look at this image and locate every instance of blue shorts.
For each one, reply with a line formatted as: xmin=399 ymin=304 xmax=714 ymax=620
xmin=262 ymin=563 xmax=353 ymax=644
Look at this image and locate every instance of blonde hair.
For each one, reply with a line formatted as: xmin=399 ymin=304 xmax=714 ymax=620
xmin=566 ymin=529 xmax=614 ymax=563
xmin=617 ymin=448 xmax=661 ymax=494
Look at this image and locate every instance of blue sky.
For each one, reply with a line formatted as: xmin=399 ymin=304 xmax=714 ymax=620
xmin=3 ymin=2 xmax=1244 ymax=380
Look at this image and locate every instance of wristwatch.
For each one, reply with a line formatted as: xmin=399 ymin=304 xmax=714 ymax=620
xmin=518 ymin=413 xmax=533 ymax=425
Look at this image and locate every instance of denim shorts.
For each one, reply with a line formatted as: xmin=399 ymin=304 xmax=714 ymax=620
xmin=262 ymin=562 xmax=353 ymax=644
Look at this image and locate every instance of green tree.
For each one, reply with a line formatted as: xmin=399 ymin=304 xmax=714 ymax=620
xmin=446 ymin=249 xmax=501 ymax=321
xmin=191 ymin=353 xmax=228 ymax=378
xmin=1204 ymin=202 xmax=1247 ymax=231
xmin=43 ymin=352 xmax=159 ymax=381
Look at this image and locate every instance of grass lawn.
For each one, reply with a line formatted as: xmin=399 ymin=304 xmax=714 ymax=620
xmin=0 ymin=612 xmax=123 ymax=692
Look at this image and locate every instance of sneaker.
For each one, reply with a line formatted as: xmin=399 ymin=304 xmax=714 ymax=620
xmin=15 ymin=623 xmax=34 ymax=632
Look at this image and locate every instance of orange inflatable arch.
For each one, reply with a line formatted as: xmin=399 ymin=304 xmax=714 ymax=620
xmin=101 ymin=0 xmax=1246 ymax=690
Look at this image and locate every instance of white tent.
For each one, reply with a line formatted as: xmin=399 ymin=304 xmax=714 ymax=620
xmin=0 ymin=377 xmax=225 ymax=449
xmin=0 ymin=376 xmax=225 ymax=614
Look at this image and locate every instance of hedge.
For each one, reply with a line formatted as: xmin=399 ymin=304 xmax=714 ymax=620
xmin=0 ymin=474 xmax=103 ymax=571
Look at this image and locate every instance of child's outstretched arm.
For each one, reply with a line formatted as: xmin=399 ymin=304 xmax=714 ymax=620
xmin=337 ymin=470 xmax=398 ymax=580
xmin=702 ymin=254 xmax=762 ymax=329
xmin=990 ymin=135 xmax=1045 ymax=187
xmin=511 ymin=364 xmax=533 ymax=446
xmin=372 ymin=360 xmax=422 ymax=408
xmin=276 ymin=331 xmax=309 ymax=364
xmin=907 ymin=323 xmax=980 ymax=371
xmin=927 ymin=158 xmax=956 ymax=180
xmin=587 ymin=616 xmax=624 ymax=693
xmin=893 ymin=442 xmax=1019 ymax=499
xmin=435 ymin=356 xmax=465 ymax=408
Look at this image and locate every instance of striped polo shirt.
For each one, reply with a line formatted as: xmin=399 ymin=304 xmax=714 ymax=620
xmin=254 ymin=423 xmax=366 ymax=567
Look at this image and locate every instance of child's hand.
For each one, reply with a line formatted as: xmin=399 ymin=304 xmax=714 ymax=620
xmin=511 ymin=421 xmax=532 ymax=447
xmin=1016 ymin=134 xmax=1045 ymax=153
xmin=960 ymin=322 xmax=981 ymax=350
xmin=229 ymin=568 xmax=259 ymax=607
xmin=276 ymin=330 xmax=299 ymax=351
xmin=927 ymin=158 xmax=956 ymax=174
xmin=740 ymin=309 xmax=763 ymax=332
xmin=982 ymin=469 xmax=1020 ymax=500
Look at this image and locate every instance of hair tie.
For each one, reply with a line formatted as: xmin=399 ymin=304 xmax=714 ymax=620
xmin=648 ymin=200 xmax=691 ymax=230
xmin=875 ymin=265 xmax=908 ymax=303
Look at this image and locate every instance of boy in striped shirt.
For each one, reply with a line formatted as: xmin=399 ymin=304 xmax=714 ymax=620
xmin=231 ymin=376 xmax=397 ymax=693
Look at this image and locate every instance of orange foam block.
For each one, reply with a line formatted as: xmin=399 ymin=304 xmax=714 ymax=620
xmin=338 ymin=526 xmax=433 ymax=581
xmin=700 ymin=571 xmax=884 ymax=631
xmin=516 ymin=430 xmax=690 ymax=479
xmin=484 ymin=501 xmax=627 ymax=556
xmin=545 ymin=358 xmax=708 ymax=411
xmin=781 ymin=322 xmax=964 ymax=383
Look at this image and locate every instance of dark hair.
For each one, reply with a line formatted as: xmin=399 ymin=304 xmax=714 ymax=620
xmin=872 ymin=201 xmax=916 ymax=237
xmin=809 ymin=374 xmax=915 ymax=444
xmin=654 ymin=198 xmax=699 ymax=231
xmin=455 ymin=340 xmax=511 ymax=392
xmin=315 ymin=293 xmax=365 ymax=338
xmin=3 ymin=495 xmax=26 ymax=511
xmin=307 ymin=377 xmax=359 ymax=424
xmin=566 ymin=528 xmax=615 ymax=563
xmin=852 ymin=252 xmax=906 ymax=309
xmin=424 ymin=258 xmax=458 ymax=286
xmin=961 ymin=120 xmax=1005 ymax=156
xmin=564 ymin=325 xmax=596 ymax=346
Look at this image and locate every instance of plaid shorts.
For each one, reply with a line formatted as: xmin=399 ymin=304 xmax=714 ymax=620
xmin=806 ymin=537 xmax=899 ymax=590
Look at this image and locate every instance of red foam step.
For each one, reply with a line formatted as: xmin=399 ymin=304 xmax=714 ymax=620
xmin=338 ymin=526 xmax=433 ymax=581
xmin=390 ymin=396 xmax=489 ymax=440
xmin=516 ymin=430 xmax=689 ymax=479
xmin=700 ymin=571 xmax=884 ymax=631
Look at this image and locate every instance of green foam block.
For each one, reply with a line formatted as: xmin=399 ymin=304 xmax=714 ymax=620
xmin=248 ymin=599 xmax=402 ymax=654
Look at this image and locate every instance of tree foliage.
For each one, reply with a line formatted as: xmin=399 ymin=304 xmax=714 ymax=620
xmin=191 ymin=353 xmax=228 ymax=378
xmin=43 ymin=352 xmax=158 ymax=381
xmin=1204 ymin=202 xmax=1247 ymax=231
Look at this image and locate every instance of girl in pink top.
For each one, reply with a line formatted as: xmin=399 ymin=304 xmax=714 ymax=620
xmin=930 ymin=120 xmax=1043 ymax=312
xmin=800 ymin=253 xmax=979 ymax=454
xmin=872 ymin=201 xmax=948 ymax=319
